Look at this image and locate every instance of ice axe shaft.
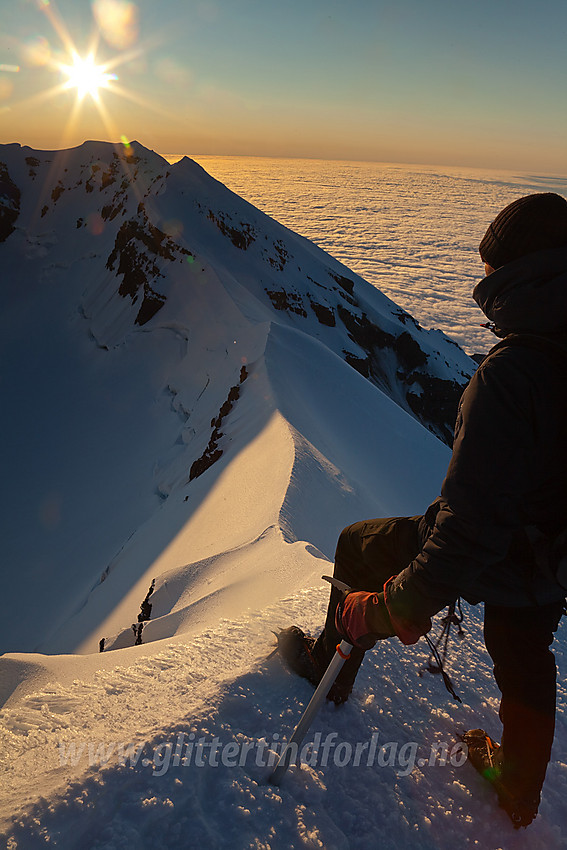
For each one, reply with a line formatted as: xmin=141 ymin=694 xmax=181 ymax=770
xmin=269 ymin=637 xmax=353 ymax=785
xmin=270 ymin=575 xmax=353 ymax=786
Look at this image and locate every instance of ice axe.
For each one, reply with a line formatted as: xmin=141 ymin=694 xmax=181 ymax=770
xmin=269 ymin=575 xmax=353 ymax=786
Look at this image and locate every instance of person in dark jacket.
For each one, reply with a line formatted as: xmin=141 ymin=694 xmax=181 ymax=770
xmin=280 ymin=192 xmax=567 ymax=829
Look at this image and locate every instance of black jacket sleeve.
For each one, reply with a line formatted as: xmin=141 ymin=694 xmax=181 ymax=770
xmin=385 ymin=346 xmax=538 ymax=632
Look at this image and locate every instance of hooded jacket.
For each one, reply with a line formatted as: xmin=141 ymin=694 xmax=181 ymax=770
xmin=385 ymin=246 xmax=567 ymax=637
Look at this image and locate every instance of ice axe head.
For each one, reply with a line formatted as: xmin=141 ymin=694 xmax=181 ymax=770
xmin=321 ymin=575 xmax=352 ymax=594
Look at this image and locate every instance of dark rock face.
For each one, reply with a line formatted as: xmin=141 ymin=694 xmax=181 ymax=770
xmin=106 ymin=210 xmax=192 ymax=326
xmin=137 ymin=579 xmax=155 ymax=623
xmin=344 ymin=351 xmax=370 ymax=376
xmin=189 ymin=366 xmax=249 ymax=481
xmin=265 ymin=288 xmax=308 ymax=317
xmin=0 ymin=162 xmax=21 ymax=242
xmin=51 ymin=183 xmax=65 ymax=203
xmin=309 ymin=300 xmax=336 ymax=326
xmin=208 ymin=209 xmax=256 ymax=250
xmin=25 ymin=156 xmax=40 ymax=180
xmin=260 ymin=254 xmax=467 ymax=445
xmin=394 ymin=332 xmax=428 ymax=372
xmin=406 ymin=374 xmax=463 ymax=446
xmin=335 ymin=302 xmax=464 ymax=444
xmin=330 ymin=272 xmax=356 ymax=296
xmin=101 ymin=203 xmax=123 ymax=222
xmin=337 ymin=303 xmax=395 ymax=351
xmin=263 ymin=238 xmax=289 ymax=270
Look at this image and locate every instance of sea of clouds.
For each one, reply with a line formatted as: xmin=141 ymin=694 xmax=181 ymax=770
xmin=166 ymin=155 xmax=567 ymax=355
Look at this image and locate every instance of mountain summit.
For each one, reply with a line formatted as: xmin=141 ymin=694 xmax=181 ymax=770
xmin=0 ymin=140 xmax=473 ymax=656
xmin=3 ymin=143 xmax=567 ymax=850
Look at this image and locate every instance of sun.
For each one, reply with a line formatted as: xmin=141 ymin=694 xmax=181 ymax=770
xmin=11 ymin=0 xmax=169 ymax=148
xmin=61 ymin=52 xmax=116 ymax=101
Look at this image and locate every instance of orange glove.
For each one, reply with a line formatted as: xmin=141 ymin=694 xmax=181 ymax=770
xmin=335 ymin=590 xmax=395 ymax=649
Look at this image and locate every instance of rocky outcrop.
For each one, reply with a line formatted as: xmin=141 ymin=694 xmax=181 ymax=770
xmin=0 ymin=162 xmax=20 ymax=242
xmin=189 ymin=366 xmax=249 ymax=481
xmin=106 ymin=209 xmax=192 ymax=326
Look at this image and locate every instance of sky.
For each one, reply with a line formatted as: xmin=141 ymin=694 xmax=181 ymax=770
xmin=1 ymin=0 xmax=566 ymax=172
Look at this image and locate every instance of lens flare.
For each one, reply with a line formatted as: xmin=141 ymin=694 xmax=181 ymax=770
xmin=92 ymin=0 xmax=139 ymax=50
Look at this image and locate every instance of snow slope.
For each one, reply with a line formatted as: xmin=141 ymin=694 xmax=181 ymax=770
xmin=2 ymin=141 xmax=565 ymax=848
xmin=0 ymin=140 xmax=471 ymax=657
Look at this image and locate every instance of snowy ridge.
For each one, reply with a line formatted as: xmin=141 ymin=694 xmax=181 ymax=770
xmin=0 ymin=139 xmax=469 ymax=657
xmin=48 ymin=318 xmax=448 ymax=657
xmin=2 ymin=141 xmax=565 ymax=847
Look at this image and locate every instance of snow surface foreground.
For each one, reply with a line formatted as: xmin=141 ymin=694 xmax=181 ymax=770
xmin=1 ymin=141 xmax=565 ymax=847
xmin=2 ymin=592 xmax=567 ymax=848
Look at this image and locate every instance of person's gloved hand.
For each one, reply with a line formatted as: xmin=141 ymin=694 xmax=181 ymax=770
xmin=335 ymin=590 xmax=395 ymax=649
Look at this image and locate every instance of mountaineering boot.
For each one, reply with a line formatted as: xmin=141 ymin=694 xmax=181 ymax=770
xmin=461 ymin=729 xmax=540 ymax=829
xmin=276 ymin=626 xmax=352 ymax=705
xmin=276 ymin=626 xmax=321 ymax=686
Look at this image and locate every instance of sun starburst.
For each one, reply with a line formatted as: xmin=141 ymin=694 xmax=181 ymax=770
xmin=60 ymin=52 xmax=117 ymax=102
xmin=7 ymin=0 xmax=175 ymax=155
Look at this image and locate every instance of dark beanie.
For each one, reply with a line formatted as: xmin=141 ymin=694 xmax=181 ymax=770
xmin=479 ymin=192 xmax=567 ymax=269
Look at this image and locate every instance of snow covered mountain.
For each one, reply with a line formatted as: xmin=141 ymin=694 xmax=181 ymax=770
xmin=6 ymin=142 xmax=559 ymax=849
xmin=0 ymin=140 xmax=473 ymax=658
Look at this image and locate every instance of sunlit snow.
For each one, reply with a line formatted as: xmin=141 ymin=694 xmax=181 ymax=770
xmin=1 ymin=142 xmax=566 ymax=849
